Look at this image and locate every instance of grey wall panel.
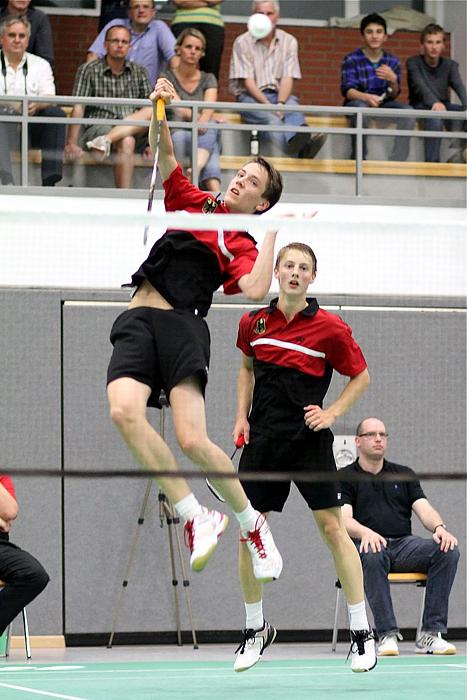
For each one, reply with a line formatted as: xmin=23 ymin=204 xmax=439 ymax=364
xmin=61 ymin=300 xmax=466 ymax=634
xmin=0 ymin=290 xmax=63 ymax=635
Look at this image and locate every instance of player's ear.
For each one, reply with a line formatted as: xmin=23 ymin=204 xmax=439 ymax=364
xmin=255 ymin=198 xmax=269 ymax=213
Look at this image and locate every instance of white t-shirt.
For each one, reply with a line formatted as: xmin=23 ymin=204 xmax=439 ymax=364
xmin=0 ymin=50 xmax=55 ymax=96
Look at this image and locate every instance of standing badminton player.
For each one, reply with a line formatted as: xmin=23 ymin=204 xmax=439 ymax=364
xmin=107 ymin=77 xmax=284 ymax=582
xmin=232 ymin=242 xmax=377 ymax=673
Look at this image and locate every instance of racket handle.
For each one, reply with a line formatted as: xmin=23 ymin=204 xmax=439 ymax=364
xmin=156 ymin=98 xmax=165 ymax=122
xmin=235 ymin=435 xmax=245 ymax=448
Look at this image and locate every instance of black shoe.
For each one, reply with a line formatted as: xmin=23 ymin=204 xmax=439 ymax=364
xmin=298 ymin=133 xmax=327 ymax=159
xmin=287 ymin=131 xmax=310 ymax=156
xmin=0 ymin=170 xmax=14 ymax=185
xmin=43 ymin=174 xmax=61 ymax=186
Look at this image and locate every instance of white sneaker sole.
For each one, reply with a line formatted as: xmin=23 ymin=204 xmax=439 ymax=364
xmin=234 ymin=627 xmax=277 ymax=672
xmin=415 ymin=647 xmax=456 ymax=655
xmin=191 ymin=515 xmax=229 ymax=572
xmin=378 ymin=649 xmax=399 ymax=656
xmin=351 ymin=657 xmax=377 ymax=673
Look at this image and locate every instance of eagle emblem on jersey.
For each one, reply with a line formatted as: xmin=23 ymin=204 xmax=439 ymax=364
xmin=202 ymin=197 xmax=218 ymax=214
xmin=254 ymin=318 xmax=266 ymax=335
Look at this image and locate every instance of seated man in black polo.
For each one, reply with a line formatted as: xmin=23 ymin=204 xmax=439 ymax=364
xmin=340 ymin=416 xmax=459 ymax=657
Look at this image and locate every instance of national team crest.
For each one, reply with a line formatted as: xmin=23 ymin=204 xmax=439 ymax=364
xmin=254 ymin=318 xmax=266 ymax=335
xmin=202 ymin=197 xmax=218 ymax=214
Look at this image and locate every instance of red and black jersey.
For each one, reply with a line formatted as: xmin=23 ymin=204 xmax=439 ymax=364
xmin=0 ymin=475 xmax=16 ymax=500
xmin=236 ymin=298 xmax=367 ymax=439
xmin=128 ymin=166 xmax=258 ymax=317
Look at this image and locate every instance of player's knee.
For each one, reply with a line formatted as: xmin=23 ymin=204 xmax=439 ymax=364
xmin=109 ymin=401 xmax=139 ymax=430
xmin=320 ymin=519 xmax=347 ymax=548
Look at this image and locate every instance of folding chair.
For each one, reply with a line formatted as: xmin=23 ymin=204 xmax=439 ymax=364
xmin=331 ymin=572 xmax=427 ymax=651
xmin=0 ymin=580 xmax=31 ymax=659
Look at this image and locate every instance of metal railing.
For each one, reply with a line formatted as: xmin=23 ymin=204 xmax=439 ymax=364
xmin=1 ymin=94 xmax=465 ymax=201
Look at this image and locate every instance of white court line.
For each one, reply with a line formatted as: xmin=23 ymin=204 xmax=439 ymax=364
xmin=0 ymin=667 xmax=464 ymax=684
xmin=0 ymin=682 xmax=88 ymax=700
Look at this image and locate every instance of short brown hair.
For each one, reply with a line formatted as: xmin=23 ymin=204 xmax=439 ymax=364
xmin=105 ymin=24 xmax=131 ymax=42
xmin=420 ymin=23 xmax=445 ymax=42
xmin=244 ymin=156 xmax=283 ymax=213
xmin=275 ymin=242 xmax=317 ymax=273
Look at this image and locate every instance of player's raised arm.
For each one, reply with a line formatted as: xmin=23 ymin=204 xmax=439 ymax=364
xmin=148 ymin=78 xmax=178 ymax=182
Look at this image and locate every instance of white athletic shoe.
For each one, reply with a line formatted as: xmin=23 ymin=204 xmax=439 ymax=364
xmin=184 ymin=508 xmax=228 ymax=572
xmin=86 ymin=135 xmax=111 ymax=159
xmin=234 ymin=621 xmax=277 ymax=672
xmin=378 ymin=632 xmax=402 ymax=656
xmin=241 ymin=514 xmax=283 ymax=583
xmin=415 ymin=632 xmax=457 ymax=655
xmin=348 ymin=627 xmax=377 ymax=672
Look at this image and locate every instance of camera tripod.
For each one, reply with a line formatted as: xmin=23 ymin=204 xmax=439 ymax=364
xmin=107 ymin=393 xmax=198 ymax=649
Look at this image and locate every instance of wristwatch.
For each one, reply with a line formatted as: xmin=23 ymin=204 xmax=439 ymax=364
xmin=433 ymin=523 xmax=446 ymax=533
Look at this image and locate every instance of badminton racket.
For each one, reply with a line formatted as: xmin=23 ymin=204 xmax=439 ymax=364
xmin=143 ymin=98 xmax=165 ymax=246
xmin=206 ymin=435 xmax=246 ymax=503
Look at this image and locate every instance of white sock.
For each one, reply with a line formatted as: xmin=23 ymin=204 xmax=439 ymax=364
xmin=245 ymin=601 xmax=264 ymax=630
xmin=348 ymin=600 xmax=369 ymax=630
xmin=174 ymin=493 xmax=202 ymax=523
xmin=234 ymin=502 xmax=259 ymax=533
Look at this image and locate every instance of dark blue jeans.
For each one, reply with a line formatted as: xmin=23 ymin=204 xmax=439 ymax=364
xmin=345 ymin=99 xmax=414 ymax=161
xmin=412 ymin=102 xmax=466 ymax=162
xmin=356 ymin=536 xmax=460 ymax=637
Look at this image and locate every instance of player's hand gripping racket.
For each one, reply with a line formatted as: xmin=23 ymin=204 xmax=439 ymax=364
xmin=206 ymin=435 xmax=245 ymax=503
xmin=143 ymin=98 xmax=165 ymax=246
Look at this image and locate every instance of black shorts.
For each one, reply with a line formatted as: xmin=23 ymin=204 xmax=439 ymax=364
xmin=238 ymin=429 xmax=341 ymax=512
xmin=107 ymin=307 xmax=210 ymax=408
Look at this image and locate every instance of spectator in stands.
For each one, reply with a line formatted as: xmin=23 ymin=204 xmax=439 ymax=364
xmin=65 ymin=24 xmax=151 ymax=189
xmin=171 ymin=0 xmax=224 ymax=80
xmin=0 ymin=0 xmax=54 ymax=66
xmin=0 ymin=473 xmax=50 ymax=637
xmin=341 ymin=12 xmax=413 ymax=162
xmin=86 ymin=28 xmax=223 ymax=192
xmin=87 ymin=0 xmax=176 ymax=86
xmin=407 ymin=23 xmax=466 ymax=164
xmin=0 ymin=16 xmax=65 ymax=186
xmin=340 ymin=417 xmax=459 ymax=657
xmin=229 ymin=0 xmax=326 ymax=159
xmin=160 ymin=27 xmax=221 ymax=191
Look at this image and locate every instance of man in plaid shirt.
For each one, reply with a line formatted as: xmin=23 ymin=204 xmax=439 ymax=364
xmin=341 ymin=13 xmax=413 ymax=161
xmin=65 ymin=24 xmax=151 ymax=188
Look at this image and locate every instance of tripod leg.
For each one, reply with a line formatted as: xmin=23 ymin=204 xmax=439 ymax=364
xmin=163 ymin=499 xmax=183 ymax=646
xmin=170 ymin=505 xmax=199 ymax=649
xmin=107 ymin=479 xmax=153 ymax=648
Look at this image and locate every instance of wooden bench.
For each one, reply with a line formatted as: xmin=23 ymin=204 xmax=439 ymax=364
xmin=20 ymin=150 xmax=467 ymax=178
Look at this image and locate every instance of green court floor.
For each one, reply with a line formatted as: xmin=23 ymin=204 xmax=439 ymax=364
xmin=0 ymin=657 xmax=465 ymax=700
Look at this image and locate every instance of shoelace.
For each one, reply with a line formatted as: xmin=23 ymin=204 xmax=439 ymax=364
xmin=240 ymin=515 xmax=268 ymax=559
xmin=346 ymin=629 xmax=373 ymax=661
xmin=234 ymin=628 xmax=257 ymax=654
xmin=184 ymin=520 xmax=194 ymax=552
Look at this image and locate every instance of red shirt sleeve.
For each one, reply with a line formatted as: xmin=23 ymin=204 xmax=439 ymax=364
xmin=163 ymin=165 xmax=210 ymax=212
xmin=0 ymin=475 xmax=16 ymax=500
xmin=323 ymin=316 xmax=367 ymax=377
xmin=221 ymin=231 xmax=258 ymax=295
xmin=236 ymin=312 xmax=255 ymax=356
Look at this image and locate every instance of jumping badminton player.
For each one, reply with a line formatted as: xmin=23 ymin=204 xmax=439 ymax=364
xmin=107 ymin=77 xmax=283 ymax=582
xmin=232 ymin=242 xmax=377 ymax=672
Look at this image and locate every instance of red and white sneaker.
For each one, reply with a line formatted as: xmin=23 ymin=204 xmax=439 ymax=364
xmin=184 ymin=508 xmax=228 ymax=572
xmin=241 ymin=514 xmax=283 ymax=583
